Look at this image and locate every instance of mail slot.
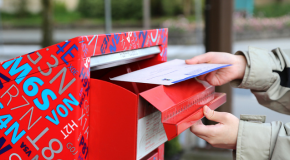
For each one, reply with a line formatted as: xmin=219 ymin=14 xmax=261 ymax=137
xmin=0 ymin=28 xmax=226 ymax=160
xmin=89 ymin=62 xmax=226 ymax=160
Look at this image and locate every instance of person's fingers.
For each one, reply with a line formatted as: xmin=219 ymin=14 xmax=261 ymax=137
xmin=190 ymin=119 xmax=223 ymax=143
xmin=191 ymin=106 xmax=239 ymax=150
xmin=195 ymin=134 xmax=209 ymax=142
xmin=203 ymin=105 xmax=229 ymax=123
xmin=204 ymin=70 xmax=219 ymax=86
xmin=196 ymin=74 xmax=207 ymax=81
xmin=185 ymin=53 xmax=214 ymax=64
xmin=190 ymin=120 xmax=212 ymax=138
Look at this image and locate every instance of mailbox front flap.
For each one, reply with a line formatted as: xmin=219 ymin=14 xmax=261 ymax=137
xmin=162 ymin=92 xmax=226 ymax=140
xmin=140 ymin=78 xmax=213 ymax=112
xmin=140 ymin=78 xmax=219 ymax=140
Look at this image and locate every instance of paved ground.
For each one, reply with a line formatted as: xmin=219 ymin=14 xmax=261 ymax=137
xmin=181 ymin=148 xmax=233 ymax=160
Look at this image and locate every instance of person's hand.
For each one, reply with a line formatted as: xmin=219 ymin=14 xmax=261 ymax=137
xmin=185 ymin=52 xmax=247 ymax=86
xmin=190 ymin=105 xmax=239 ymax=149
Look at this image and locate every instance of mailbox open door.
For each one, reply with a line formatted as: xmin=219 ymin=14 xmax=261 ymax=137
xmin=88 ymin=29 xmax=226 ymax=160
xmin=0 ymin=28 xmax=226 ymax=160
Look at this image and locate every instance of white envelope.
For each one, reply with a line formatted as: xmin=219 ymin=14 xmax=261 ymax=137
xmin=110 ymin=59 xmax=231 ymax=85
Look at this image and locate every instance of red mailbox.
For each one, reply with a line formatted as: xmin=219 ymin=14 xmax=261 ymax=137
xmin=0 ymin=28 xmax=226 ymax=160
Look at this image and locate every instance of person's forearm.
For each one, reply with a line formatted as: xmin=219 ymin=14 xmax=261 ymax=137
xmin=232 ymin=47 xmax=290 ymax=115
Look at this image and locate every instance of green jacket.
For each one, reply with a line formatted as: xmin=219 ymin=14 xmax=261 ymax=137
xmin=231 ymin=47 xmax=290 ymax=160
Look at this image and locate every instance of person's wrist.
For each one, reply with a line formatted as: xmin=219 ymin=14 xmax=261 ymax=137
xmin=235 ymin=55 xmax=247 ymax=79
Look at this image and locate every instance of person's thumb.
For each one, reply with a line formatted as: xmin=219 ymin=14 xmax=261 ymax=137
xmin=186 ymin=53 xmax=213 ymax=64
xmin=185 ymin=57 xmax=198 ymax=64
xmin=203 ymin=105 xmax=227 ymax=123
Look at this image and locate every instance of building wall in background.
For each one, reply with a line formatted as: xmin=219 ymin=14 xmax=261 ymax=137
xmin=1 ymin=0 xmax=18 ymax=13
xmin=0 ymin=0 xmax=79 ymax=14
xmin=26 ymin=0 xmax=42 ymax=14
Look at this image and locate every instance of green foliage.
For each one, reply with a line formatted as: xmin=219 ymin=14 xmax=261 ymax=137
xmin=1 ymin=0 xmax=195 ymax=27
xmin=254 ymin=2 xmax=290 ymax=17
xmin=164 ymin=136 xmax=182 ymax=158
xmin=78 ymin=0 xmax=105 ymax=19
xmin=1 ymin=1 xmax=82 ymax=26
xmin=287 ymin=21 xmax=290 ymax=27
xmin=54 ymin=2 xmax=82 ymax=24
xmin=78 ymin=0 xmax=186 ymax=20
xmin=111 ymin=0 xmax=143 ymax=20
xmin=78 ymin=0 xmax=142 ymax=20
xmin=15 ymin=0 xmax=30 ymax=18
xmin=151 ymin=0 xmax=163 ymax=17
xmin=1 ymin=12 xmax=42 ymax=26
xmin=161 ymin=0 xmax=183 ymax=16
xmin=54 ymin=1 xmax=68 ymax=15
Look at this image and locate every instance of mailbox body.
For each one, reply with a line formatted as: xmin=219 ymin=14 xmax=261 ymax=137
xmin=0 ymin=29 xmax=168 ymax=160
xmin=89 ymin=70 xmax=225 ymax=160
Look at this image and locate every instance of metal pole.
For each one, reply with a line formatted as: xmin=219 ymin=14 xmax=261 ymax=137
xmin=205 ymin=0 xmax=233 ymax=113
xmin=0 ymin=2 xmax=4 ymax=55
xmin=41 ymin=0 xmax=53 ymax=48
xmin=195 ymin=0 xmax=203 ymax=51
xmin=143 ymin=0 xmax=150 ymax=29
xmin=105 ymin=0 xmax=112 ymax=34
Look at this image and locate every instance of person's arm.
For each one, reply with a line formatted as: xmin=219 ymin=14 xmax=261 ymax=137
xmin=187 ymin=47 xmax=290 ymax=159
xmin=232 ymin=47 xmax=290 ymax=159
xmin=235 ymin=115 xmax=290 ymax=160
xmin=186 ymin=47 xmax=290 ymax=114
xmin=231 ymin=47 xmax=290 ymax=114
xmin=191 ymin=106 xmax=290 ymax=160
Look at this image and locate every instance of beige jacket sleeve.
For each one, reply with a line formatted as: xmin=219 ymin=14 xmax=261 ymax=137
xmin=231 ymin=47 xmax=290 ymax=160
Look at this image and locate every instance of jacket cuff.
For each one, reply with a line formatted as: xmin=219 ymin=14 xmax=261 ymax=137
xmin=236 ymin=116 xmax=271 ymax=160
xmin=231 ymin=47 xmax=274 ymax=90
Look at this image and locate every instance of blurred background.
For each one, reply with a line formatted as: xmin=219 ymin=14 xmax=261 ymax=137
xmin=0 ymin=0 xmax=290 ymax=159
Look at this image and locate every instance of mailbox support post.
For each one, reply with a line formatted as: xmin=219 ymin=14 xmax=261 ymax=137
xmin=204 ymin=0 xmax=233 ymax=113
xmin=105 ymin=0 xmax=112 ymax=34
xmin=0 ymin=4 xmax=3 ymax=53
xmin=143 ymin=0 xmax=151 ymax=29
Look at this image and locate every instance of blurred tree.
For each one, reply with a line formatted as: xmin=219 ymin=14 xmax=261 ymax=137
xmin=78 ymin=0 xmax=191 ymax=20
xmin=161 ymin=0 xmax=174 ymax=16
xmin=110 ymin=0 xmax=142 ymax=20
xmin=78 ymin=0 xmax=142 ymax=20
xmin=17 ymin=0 xmax=28 ymax=18
xmin=41 ymin=0 xmax=53 ymax=48
xmin=161 ymin=0 xmax=183 ymax=16
xmin=254 ymin=2 xmax=290 ymax=17
xmin=183 ymin=0 xmax=192 ymax=16
xmin=151 ymin=0 xmax=163 ymax=17
xmin=78 ymin=0 xmax=104 ymax=18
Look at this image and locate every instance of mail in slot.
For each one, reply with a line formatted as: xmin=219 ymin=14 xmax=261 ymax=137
xmin=89 ymin=50 xmax=227 ymax=160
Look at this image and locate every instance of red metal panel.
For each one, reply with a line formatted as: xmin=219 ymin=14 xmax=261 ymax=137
xmin=158 ymin=144 xmax=164 ymax=160
xmin=140 ymin=79 xmax=226 ymax=140
xmin=0 ymin=28 xmax=168 ymax=160
xmin=163 ymin=93 xmax=226 ymax=140
xmin=140 ymin=79 xmax=213 ymax=112
xmin=88 ymin=56 xmax=167 ymax=160
xmin=89 ymin=79 xmax=138 ymax=160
